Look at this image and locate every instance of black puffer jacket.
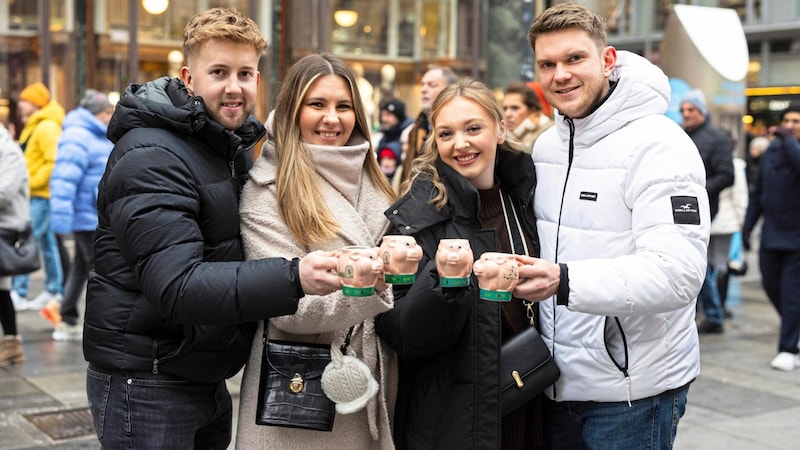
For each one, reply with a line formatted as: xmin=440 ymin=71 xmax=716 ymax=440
xmin=375 ymin=149 xmax=538 ymax=449
xmin=84 ymin=77 xmax=302 ymax=383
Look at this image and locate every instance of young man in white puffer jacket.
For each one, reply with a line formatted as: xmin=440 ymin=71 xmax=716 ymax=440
xmin=513 ymin=3 xmax=710 ymax=449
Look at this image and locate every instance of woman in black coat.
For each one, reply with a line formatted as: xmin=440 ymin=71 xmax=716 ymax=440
xmin=375 ymin=78 xmax=543 ymax=449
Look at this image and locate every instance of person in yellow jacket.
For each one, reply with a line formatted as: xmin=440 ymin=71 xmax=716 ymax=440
xmin=11 ymin=82 xmax=65 ymax=311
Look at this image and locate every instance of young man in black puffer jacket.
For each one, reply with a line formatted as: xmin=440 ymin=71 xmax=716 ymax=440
xmin=83 ymin=8 xmax=342 ymax=449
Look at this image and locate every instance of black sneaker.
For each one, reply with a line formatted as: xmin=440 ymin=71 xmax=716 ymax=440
xmin=697 ymin=321 xmax=724 ymax=334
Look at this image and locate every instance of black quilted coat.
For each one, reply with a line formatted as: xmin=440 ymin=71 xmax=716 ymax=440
xmin=375 ymin=149 xmax=538 ymax=449
xmin=83 ymin=77 xmax=302 ymax=383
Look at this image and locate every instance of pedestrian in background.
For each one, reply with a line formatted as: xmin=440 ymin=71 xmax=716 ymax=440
xmin=502 ymin=80 xmax=553 ymax=153
xmin=11 ymin=82 xmax=65 ymax=311
xmin=375 ymin=78 xmax=542 ymax=448
xmin=46 ymin=89 xmax=115 ymax=341
xmin=0 ymin=123 xmax=29 ymax=367
xmin=375 ymin=98 xmax=413 ymax=188
xmin=743 ymin=102 xmax=800 ymax=371
xmin=711 ymin=152 xmax=748 ymax=318
xmin=397 ymin=65 xmax=458 ymax=189
xmin=236 ymin=52 xmax=397 ymax=450
xmin=516 ymin=4 xmax=709 ymax=448
xmin=680 ymin=88 xmax=735 ymax=334
xmin=83 ymin=8 xmax=341 ymax=449
xmin=746 ymin=135 xmax=770 ymax=194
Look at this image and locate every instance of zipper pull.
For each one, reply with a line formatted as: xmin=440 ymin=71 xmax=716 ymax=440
xmin=152 ymin=358 xmax=159 ymax=374
xmin=230 ymin=160 xmax=236 ymax=179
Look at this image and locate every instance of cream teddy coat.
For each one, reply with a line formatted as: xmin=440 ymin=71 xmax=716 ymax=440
xmin=236 ymin=135 xmax=397 ymax=449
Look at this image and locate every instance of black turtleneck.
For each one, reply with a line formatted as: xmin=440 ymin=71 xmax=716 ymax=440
xmin=478 ymin=184 xmax=530 ymax=336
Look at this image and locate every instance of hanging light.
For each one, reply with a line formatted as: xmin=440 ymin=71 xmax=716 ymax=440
xmin=334 ymin=9 xmax=359 ymax=28
xmin=334 ymin=1 xmax=359 ymax=28
xmin=142 ymin=0 xmax=169 ymax=15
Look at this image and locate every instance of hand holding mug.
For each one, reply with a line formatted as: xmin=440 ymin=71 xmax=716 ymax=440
xmin=513 ymin=255 xmax=561 ymax=302
xmin=298 ymin=250 xmax=342 ymax=296
xmin=336 ymin=246 xmax=384 ymax=297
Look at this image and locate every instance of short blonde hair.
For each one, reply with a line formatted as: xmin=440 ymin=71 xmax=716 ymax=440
xmin=183 ymin=7 xmax=266 ymax=64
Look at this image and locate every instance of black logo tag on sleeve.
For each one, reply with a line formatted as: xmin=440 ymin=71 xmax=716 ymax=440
xmin=579 ymin=192 xmax=598 ymax=201
xmin=671 ymin=196 xmax=701 ymax=225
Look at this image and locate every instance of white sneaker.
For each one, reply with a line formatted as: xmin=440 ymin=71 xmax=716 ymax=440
xmin=770 ymin=352 xmax=799 ymax=371
xmin=52 ymin=321 xmax=83 ymax=342
xmin=10 ymin=291 xmax=27 ymax=310
xmin=24 ymin=291 xmax=62 ymax=311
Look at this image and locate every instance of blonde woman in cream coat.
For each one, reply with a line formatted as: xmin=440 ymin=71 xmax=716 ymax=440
xmin=236 ymin=53 xmax=398 ymax=449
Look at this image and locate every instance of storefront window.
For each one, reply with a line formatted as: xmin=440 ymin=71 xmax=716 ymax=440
xmin=327 ymin=0 xmax=455 ymax=59
xmin=104 ymin=0 xmax=248 ymax=42
xmin=330 ymin=0 xmax=388 ymax=55
xmin=656 ymin=0 xmax=675 ymax=31
xmin=8 ymin=0 xmax=37 ymax=31
xmin=6 ymin=0 xmax=68 ymax=31
xmin=597 ymin=0 xmax=633 ymax=35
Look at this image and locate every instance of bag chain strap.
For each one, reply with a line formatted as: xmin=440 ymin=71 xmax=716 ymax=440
xmin=499 ymin=190 xmax=536 ymax=326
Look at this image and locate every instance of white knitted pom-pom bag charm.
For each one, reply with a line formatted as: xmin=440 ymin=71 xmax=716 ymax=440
xmin=321 ymin=327 xmax=379 ymax=414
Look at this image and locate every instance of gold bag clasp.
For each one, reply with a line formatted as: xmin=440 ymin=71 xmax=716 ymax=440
xmin=289 ymin=372 xmax=304 ymax=393
xmin=511 ymin=370 xmax=524 ymax=388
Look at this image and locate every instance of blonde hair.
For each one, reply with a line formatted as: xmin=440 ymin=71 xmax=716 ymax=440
xmin=402 ymin=78 xmax=525 ymax=209
xmin=272 ymin=53 xmax=395 ymax=246
xmin=183 ymin=7 xmax=267 ymax=64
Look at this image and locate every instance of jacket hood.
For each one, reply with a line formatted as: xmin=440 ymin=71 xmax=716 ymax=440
xmin=107 ymin=76 xmax=265 ymax=153
xmin=62 ymin=106 xmax=108 ymax=139
xmin=19 ymin=100 xmax=65 ymax=144
xmin=555 ymin=50 xmax=670 ymax=149
xmin=388 ymin=148 xmax=536 ymax=233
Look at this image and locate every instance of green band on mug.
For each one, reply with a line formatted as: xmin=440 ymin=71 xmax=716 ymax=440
xmin=384 ymin=273 xmax=416 ymax=285
xmin=440 ymin=277 xmax=470 ymax=288
xmin=342 ymin=286 xmax=375 ymax=297
xmin=479 ymin=289 xmax=512 ymax=302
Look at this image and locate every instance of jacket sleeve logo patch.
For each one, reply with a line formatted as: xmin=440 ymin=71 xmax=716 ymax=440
xmin=579 ymin=192 xmax=598 ymax=201
xmin=671 ymin=196 xmax=701 ymax=225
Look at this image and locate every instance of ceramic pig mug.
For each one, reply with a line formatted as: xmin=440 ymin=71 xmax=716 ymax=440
xmin=379 ymin=235 xmax=423 ymax=284
xmin=435 ymin=239 xmax=473 ymax=287
xmin=337 ymin=246 xmax=384 ymax=297
xmin=472 ymin=252 xmax=519 ymax=301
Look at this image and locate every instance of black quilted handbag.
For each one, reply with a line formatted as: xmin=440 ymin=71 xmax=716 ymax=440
xmin=256 ymin=339 xmax=335 ymax=431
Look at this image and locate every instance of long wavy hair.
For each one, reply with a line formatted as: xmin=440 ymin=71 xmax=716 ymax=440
xmin=403 ymin=78 xmax=526 ymax=209
xmin=272 ymin=53 xmax=395 ymax=246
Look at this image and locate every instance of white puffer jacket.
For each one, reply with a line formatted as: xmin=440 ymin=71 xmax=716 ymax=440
xmin=532 ymin=51 xmax=710 ymax=403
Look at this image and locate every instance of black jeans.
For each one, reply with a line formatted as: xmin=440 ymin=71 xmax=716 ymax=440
xmin=60 ymin=231 xmax=94 ymax=325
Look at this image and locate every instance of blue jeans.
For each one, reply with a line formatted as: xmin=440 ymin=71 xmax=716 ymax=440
xmin=698 ymin=264 xmax=724 ymax=325
xmin=544 ymin=383 xmax=690 ymax=450
xmin=86 ymin=364 xmax=232 ymax=449
xmin=12 ymin=197 xmax=63 ymax=296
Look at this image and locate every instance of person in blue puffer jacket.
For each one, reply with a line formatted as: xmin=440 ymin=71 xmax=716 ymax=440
xmin=48 ymin=89 xmax=114 ymax=341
